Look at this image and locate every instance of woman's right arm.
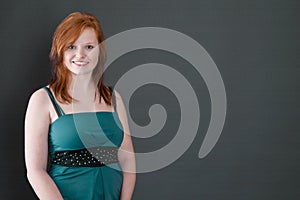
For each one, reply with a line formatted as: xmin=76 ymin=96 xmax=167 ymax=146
xmin=24 ymin=88 xmax=63 ymax=200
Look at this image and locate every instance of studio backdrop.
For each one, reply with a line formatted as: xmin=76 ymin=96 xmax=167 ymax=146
xmin=0 ymin=0 xmax=299 ymax=199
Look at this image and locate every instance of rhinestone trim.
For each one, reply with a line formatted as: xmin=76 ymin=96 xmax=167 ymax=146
xmin=52 ymin=146 xmax=119 ymax=167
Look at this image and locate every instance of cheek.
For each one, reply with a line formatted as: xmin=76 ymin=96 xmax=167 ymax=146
xmin=90 ymin=50 xmax=100 ymax=61
xmin=63 ymin=52 xmax=72 ymax=64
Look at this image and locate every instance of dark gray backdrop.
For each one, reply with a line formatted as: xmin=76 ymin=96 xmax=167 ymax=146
xmin=0 ymin=0 xmax=299 ymax=199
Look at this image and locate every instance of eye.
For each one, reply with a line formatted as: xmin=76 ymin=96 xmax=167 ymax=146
xmin=86 ymin=45 xmax=94 ymax=49
xmin=68 ymin=45 xmax=75 ymax=50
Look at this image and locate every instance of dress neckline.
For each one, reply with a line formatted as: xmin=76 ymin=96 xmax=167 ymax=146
xmin=50 ymin=111 xmax=117 ymax=126
xmin=44 ymin=86 xmax=117 ymax=119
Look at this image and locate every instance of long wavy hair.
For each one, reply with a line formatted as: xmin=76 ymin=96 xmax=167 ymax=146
xmin=49 ymin=12 xmax=112 ymax=105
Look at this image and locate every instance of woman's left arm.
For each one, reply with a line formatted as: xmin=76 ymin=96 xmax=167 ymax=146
xmin=115 ymin=91 xmax=136 ymax=200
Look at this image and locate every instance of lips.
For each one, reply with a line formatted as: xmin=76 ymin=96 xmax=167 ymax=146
xmin=72 ymin=60 xmax=89 ymax=66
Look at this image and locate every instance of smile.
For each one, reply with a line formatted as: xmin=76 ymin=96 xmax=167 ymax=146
xmin=72 ymin=61 xmax=89 ymax=66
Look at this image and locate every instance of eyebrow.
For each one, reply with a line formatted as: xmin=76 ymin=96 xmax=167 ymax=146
xmin=84 ymin=42 xmax=97 ymax=44
xmin=67 ymin=41 xmax=98 ymax=45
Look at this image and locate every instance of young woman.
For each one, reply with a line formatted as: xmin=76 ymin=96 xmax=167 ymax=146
xmin=24 ymin=12 xmax=136 ymax=200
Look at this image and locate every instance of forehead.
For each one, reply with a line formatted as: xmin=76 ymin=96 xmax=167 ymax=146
xmin=73 ymin=28 xmax=98 ymax=44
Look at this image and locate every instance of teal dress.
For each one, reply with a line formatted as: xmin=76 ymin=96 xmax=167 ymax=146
xmin=44 ymin=87 xmax=124 ymax=200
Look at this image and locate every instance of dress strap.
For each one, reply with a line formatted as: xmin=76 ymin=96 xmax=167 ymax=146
xmin=43 ymin=87 xmax=65 ymax=117
xmin=109 ymin=86 xmax=117 ymax=112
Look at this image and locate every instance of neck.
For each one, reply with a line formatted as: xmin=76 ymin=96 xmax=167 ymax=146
xmin=69 ymin=73 xmax=98 ymax=102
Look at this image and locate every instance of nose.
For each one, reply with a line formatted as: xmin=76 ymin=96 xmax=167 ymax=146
xmin=75 ymin=47 xmax=86 ymax=58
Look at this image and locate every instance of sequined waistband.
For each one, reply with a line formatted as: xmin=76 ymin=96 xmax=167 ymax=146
xmin=51 ymin=146 xmax=119 ymax=167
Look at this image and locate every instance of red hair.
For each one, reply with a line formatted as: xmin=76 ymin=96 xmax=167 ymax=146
xmin=49 ymin=12 xmax=111 ymax=105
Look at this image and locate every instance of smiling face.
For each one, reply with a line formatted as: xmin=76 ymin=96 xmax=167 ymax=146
xmin=63 ymin=28 xmax=100 ymax=75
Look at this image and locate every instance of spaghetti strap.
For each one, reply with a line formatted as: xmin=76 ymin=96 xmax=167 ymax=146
xmin=43 ymin=87 xmax=65 ymax=117
xmin=109 ymin=86 xmax=117 ymax=112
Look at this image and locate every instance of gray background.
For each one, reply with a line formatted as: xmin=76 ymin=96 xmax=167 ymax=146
xmin=1 ymin=0 xmax=299 ymax=199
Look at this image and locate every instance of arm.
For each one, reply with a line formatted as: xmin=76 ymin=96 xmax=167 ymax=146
xmin=115 ymin=91 xmax=136 ymax=200
xmin=24 ymin=88 xmax=64 ymax=200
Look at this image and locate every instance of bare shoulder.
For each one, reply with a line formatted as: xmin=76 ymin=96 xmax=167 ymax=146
xmin=25 ymin=87 xmax=51 ymax=152
xmin=29 ymin=87 xmax=49 ymax=105
xmin=112 ymin=89 xmax=130 ymax=134
xmin=113 ymin=89 xmax=128 ymax=112
xmin=113 ymin=89 xmax=123 ymax=102
xmin=26 ymin=87 xmax=50 ymax=114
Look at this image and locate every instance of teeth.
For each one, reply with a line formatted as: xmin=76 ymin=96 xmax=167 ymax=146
xmin=73 ymin=61 xmax=88 ymax=65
